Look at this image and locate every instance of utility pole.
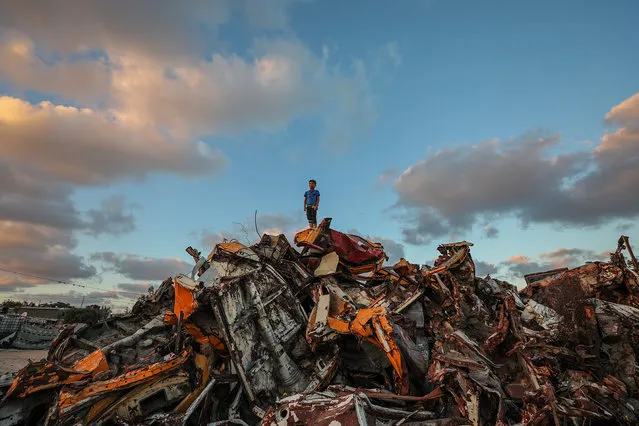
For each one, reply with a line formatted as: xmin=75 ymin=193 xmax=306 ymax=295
xmin=80 ymin=295 xmax=85 ymax=308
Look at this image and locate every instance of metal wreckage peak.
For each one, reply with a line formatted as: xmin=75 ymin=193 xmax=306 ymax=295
xmin=2 ymin=218 xmax=639 ymax=425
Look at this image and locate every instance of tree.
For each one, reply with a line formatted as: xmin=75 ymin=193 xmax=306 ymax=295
xmin=59 ymin=307 xmax=100 ymax=325
xmin=41 ymin=302 xmax=72 ymax=308
xmin=2 ymin=300 xmax=24 ymax=309
xmin=1 ymin=299 xmax=23 ymax=314
xmin=59 ymin=306 xmax=112 ymax=325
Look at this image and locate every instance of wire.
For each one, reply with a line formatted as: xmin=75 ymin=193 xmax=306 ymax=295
xmin=0 ymin=267 xmax=154 ymax=298
xmin=14 ymin=294 xmax=129 ymax=300
xmin=0 ymin=267 xmax=67 ymax=284
xmin=254 ymin=209 xmax=262 ymax=239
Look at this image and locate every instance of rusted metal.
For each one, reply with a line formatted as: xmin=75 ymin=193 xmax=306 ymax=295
xmin=261 ymin=389 xmax=442 ymax=426
xmin=620 ymin=235 xmax=639 ymax=272
xmin=3 ymin=228 xmax=639 ymax=425
xmin=182 ymin=378 xmax=216 ymax=425
xmin=93 ymin=373 xmax=192 ymax=422
xmin=524 ymin=268 xmax=569 ymax=285
xmin=57 ymin=349 xmax=192 ymax=416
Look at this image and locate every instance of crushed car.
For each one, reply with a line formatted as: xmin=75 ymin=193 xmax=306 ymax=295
xmin=1 ymin=218 xmax=639 ymax=426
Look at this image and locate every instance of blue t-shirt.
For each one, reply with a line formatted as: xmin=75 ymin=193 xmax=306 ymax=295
xmin=305 ymin=189 xmax=320 ymax=206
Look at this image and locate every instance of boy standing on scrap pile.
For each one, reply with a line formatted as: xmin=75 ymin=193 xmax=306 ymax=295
xmin=304 ymin=179 xmax=320 ymax=228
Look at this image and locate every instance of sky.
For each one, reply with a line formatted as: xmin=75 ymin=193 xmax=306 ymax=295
xmin=1 ymin=0 xmax=638 ymax=310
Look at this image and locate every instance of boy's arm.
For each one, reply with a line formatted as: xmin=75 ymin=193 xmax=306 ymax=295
xmin=315 ymin=195 xmax=320 ymax=209
xmin=304 ymin=194 xmax=307 ymax=210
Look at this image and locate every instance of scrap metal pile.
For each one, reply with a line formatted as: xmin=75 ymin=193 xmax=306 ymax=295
xmin=2 ymin=218 xmax=639 ymax=425
xmin=0 ymin=316 xmax=60 ymax=350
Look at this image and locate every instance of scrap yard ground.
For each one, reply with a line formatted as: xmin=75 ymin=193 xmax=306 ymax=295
xmin=0 ymin=350 xmax=48 ymax=375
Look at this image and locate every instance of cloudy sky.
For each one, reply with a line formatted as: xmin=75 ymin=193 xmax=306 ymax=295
xmin=1 ymin=0 xmax=638 ymax=310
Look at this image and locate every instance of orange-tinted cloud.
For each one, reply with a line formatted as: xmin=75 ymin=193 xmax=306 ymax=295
xmin=0 ymin=96 xmax=226 ymax=185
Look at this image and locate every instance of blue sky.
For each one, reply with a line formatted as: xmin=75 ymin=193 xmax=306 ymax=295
xmin=1 ymin=0 xmax=638 ymax=309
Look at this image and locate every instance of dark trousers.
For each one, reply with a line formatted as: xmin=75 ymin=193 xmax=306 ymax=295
xmin=306 ymin=205 xmax=317 ymax=224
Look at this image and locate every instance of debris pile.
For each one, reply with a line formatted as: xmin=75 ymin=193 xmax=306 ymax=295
xmin=0 ymin=316 xmax=60 ymax=350
xmin=1 ymin=218 xmax=639 ymax=425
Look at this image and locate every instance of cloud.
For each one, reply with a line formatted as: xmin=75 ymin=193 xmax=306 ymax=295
xmin=0 ymin=243 xmax=96 ymax=283
xmin=376 ymin=168 xmax=400 ymax=187
xmin=0 ymin=161 xmax=82 ymax=230
xmin=0 ymin=277 xmax=37 ymax=293
xmin=196 ymin=212 xmax=302 ymax=251
xmin=500 ymin=255 xmax=550 ymax=278
xmin=0 ymin=221 xmax=76 ymax=253
xmin=393 ymin=93 xmax=639 ymax=243
xmin=416 ymin=0 xmax=437 ymax=10
xmin=0 ymin=0 xmax=231 ymax=59
xmin=1 ymin=27 xmax=390 ymax=152
xmin=500 ymin=248 xmax=610 ymax=279
xmin=0 ymin=32 xmax=111 ymax=104
xmin=0 ymin=0 xmax=309 ymax=55
xmin=380 ymin=42 xmax=402 ymax=68
xmin=241 ymin=0 xmax=312 ymax=31
xmin=91 ymin=252 xmax=191 ymax=281
xmin=483 ymin=226 xmax=499 ymax=239
xmin=617 ymin=223 xmax=635 ymax=232
xmin=197 ymin=222 xmax=260 ymax=251
xmin=117 ymin=283 xmax=153 ymax=294
xmin=0 ymin=96 xmax=226 ymax=185
xmin=475 ymin=260 xmax=498 ymax=277
xmin=199 ymin=230 xmax=243 ymax=251
xmin=470 ymin=248 xmax=612 ymax=282
xmin=0 ymin=161 xmax=140 ymax=236
xmin=0 ymin=162 xmax=140 ymax=291
xmin=12 ymin=290 xmax=120 ymax=307
xmin=539 ymin=248 xmax=609 ymax=266
xmin=0 ymin=1 xmax=401 ymax=301
xmin=86 ymin=291 xmax=119 ymax=300
xmin=106 ymin=39 xmax=379 ymax=148
xmin=0 ymin=221 xmax=96 ymax=284
xmin=370 ymin=42 xmax=403 ymax=76
xmin=257 ymin=212 xmax=301 ymax=236
xmin=605 ymin=92 xmax=639 ymax=125
xmin=85 ymin=195 xmax=136 ymax=237
xmin=399 ymin=209 xmax=450 ymax=245
xmin=377 ymin=237 xmax=405 ymax=264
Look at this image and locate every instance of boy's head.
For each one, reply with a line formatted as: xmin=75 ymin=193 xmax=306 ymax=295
xmin=309 ymin=179 xmax=316 ymax=190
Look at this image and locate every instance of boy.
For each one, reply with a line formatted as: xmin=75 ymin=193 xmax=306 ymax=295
xmin=304 ymin=179 xmax=320 ymax=228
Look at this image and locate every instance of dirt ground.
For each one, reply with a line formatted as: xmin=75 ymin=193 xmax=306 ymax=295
xmin=0 ymin=349 xmax=48 ymax=375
